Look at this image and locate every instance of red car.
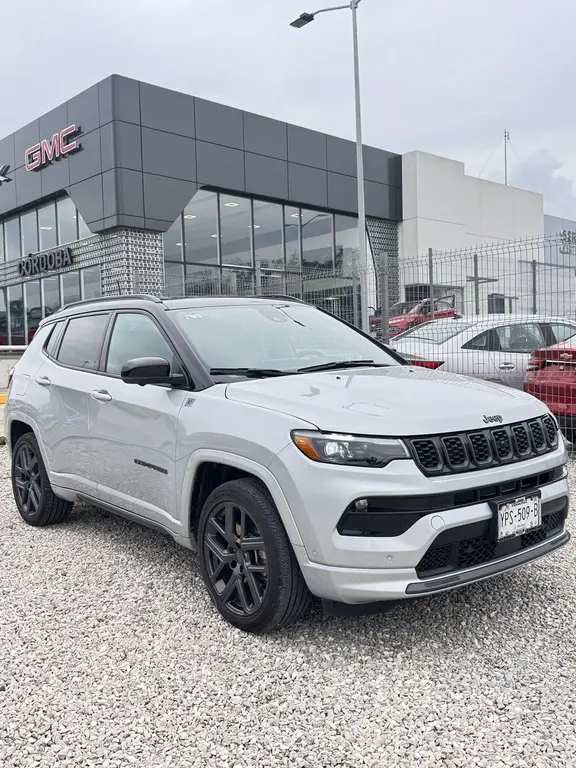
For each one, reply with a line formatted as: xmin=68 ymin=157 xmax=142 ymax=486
xmin=370 ymin=296 xmax=460 ymax=339
xmin=524 ymin=339 xmax=576 ymax=441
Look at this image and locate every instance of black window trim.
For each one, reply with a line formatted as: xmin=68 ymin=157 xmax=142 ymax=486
xmin=44 ymin=310 xmax=113 ymax=373
xmin=97 ymin=308 xmax=191 ymax=389
xmin=462 ymin=329 xmax=500 ymax=352
xmin=42 ymin=319 xmax=66 ymax=361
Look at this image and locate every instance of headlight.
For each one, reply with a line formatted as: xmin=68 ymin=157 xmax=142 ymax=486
xmin=291 ymin=431 xmax=409 ymax=468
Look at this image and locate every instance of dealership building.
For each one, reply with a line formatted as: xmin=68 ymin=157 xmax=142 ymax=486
xmin=0 ymin=74 xmax=571 ymax=344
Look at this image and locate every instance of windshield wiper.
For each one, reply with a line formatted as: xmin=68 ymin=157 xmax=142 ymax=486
xmin=210 ymin=367 xmax=288 ymax=379
xmin=297 ymin=360 xmax=388 ymax=373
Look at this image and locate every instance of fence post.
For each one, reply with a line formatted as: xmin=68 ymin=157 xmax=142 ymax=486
xmin=473 ymin=253 xmax=480 ymax=315
xmin=255 ymin=263 xmax=262 ymax=296
xmin=428 ymin=248 xmax=435 ymax=321
xmin=532 ymin=259 xmax=537 ymax=314
xmin=352 ymin=273 xmax=360 ymax=328
xmin=380 ymin=252 xmax=390 ymax=344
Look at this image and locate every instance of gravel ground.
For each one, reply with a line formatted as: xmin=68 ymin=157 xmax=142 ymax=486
xmin=0 ymin=446 xmax=575 ymax=768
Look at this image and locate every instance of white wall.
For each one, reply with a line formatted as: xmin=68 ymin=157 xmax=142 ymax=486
xmin=399 ymin=151 xmax=544 ymax=258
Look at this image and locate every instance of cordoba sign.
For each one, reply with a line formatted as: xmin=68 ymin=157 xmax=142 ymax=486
xmin=18 ymin=247 xmax=74 ymax=277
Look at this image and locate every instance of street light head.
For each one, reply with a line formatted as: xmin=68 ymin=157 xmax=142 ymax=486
xmin=290 ymin=12 xmax=315 ymax=28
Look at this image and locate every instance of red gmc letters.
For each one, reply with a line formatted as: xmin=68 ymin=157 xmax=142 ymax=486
xmin=25 ymin=125 xmax=82 ymax=171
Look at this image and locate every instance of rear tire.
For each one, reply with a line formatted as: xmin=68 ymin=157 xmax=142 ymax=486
xmin=197 ymin=478 xmax=311 ymax=633
xmin=11 ymin=433 xmax=73 ymax=526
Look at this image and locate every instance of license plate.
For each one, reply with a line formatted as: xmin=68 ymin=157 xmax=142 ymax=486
xmin=497 ymin=494 xmax=541 ymax=541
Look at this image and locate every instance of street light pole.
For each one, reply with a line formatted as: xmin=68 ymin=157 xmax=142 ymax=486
xmin=290 ymin=0 xmax=370 ymax=333
xmin=349 ymin=0 xmax=369 ymax=333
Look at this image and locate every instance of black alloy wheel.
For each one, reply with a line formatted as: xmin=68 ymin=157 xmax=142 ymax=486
xmin=197 ymin=478 xmax=311 ymax=633
xmin=11 ymin=433 xmax=73 ymax=526
xmin=204 ymin=500 xmax=268 ymax=617
xmin=14 ymin=441 xmax=43 ymax=519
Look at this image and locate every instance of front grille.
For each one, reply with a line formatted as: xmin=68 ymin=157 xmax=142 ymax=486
xmin=492 ymin=428 xmax=513 ymax=460
xmin=543 ymin=415 xmax=557 ymax=445
xmin=512 ymin=424 xmax=531 ymax=456
xmin=412 ymin=439 xmax=442 ymax=472
xmin=442 ymin=436 xmax=467 ymax=468
xmin=416 ymin=499 xmax=567 ymax=578
xmin=529 ymin=420 xmax=546 ymax=451
xmin=408 ymin=415 xmax=559 ymax=476
xmin=469 ymin=433 xmax=491 ymax=464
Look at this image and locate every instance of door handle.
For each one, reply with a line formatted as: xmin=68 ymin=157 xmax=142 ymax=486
xmin=499 ymin=363 xmax=516 ymax=371
xmin=35 ymin=375 xmax=51 ymax=387
xmin=91 ymin=389 xmax=112 ymax=403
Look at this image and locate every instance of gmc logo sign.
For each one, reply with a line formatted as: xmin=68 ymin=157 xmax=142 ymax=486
xmin=18 ymin=247 xmax=74 ymax=277
xmin=25 ymin=125 xmax=82 ymax=172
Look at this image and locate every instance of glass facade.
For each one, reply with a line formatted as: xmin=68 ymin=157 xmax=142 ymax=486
xmin=164 ymin=191 xmax=363 ymax=297
xmin=0 ymin=266 xmax=102 ymax=346
xmin=0 ymin=195 xmax=92 ymax=263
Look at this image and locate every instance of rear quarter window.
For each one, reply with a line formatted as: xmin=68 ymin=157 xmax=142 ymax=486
xmin=44 ymin=321 xmax=65 ymax=358
xmin=56 ymin=313 xmax=110 ymax=370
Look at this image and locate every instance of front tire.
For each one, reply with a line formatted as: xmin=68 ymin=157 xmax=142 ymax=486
xmin=11 ymin=433 xmax=73 ymax=526
xmin=197 ymin=478 xmax=311 ymax=633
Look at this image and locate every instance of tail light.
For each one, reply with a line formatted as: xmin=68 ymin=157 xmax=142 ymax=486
xmin=7 ymin=365 xmax=15 ymax=390
xmin=408 ymin=360 xmax=444 ymax=370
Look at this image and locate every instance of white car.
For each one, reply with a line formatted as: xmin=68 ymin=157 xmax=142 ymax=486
xmin=393 ymin=315 xmax=576 ymax=389
xmin=5 ymin=296 xmax=570 ymax=633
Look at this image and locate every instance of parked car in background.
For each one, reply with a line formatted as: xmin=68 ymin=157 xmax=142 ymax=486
xmin=393 ymin=316 xmax=576 ymax=389
xmin=370 ymin=296 xmax=460 ymax=339
xmin=525 ymin=337 xmax=576 ymax=441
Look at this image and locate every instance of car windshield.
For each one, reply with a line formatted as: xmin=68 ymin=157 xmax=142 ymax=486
xmin=390 ymin=301 xmax=420 ymax=316
xmin=170 ymin=303 xmax=401 ymax=372
xmin=394 ymin=321 xmax=472 ymax=344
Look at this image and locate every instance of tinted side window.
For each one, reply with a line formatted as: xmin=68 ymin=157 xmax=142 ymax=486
xmin=45 ymin=322 xmax=65 ymax=358
xmin=496 ymin=323 xmax=546 ymax=353
xmin=550 ymin=323 xmax=576 ymax=344
xmin=463 ymin=331 xmax=491 ymax=351
xmin=57 ymin=314 xmax=110 ymax=370
xmin=106 ymin=313 xmax=176 ymax=376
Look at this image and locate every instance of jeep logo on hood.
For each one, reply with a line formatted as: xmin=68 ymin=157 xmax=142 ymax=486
xmin=483 ymin=414 xmax=503 ymax=424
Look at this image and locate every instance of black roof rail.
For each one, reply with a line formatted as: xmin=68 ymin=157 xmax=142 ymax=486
xmin=61 ymin=294 xmax=164 ymax=311
xmin=248 ymin=294 xmax=306 ymax=303
xmin=159 ymin=293 xmax=307 ymax=304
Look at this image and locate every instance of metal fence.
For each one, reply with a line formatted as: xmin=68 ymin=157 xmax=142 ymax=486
xmin=163 ymin=230 xmax=576 ymax=443
xmin=163 ymin=232 xmax=576 ymax=331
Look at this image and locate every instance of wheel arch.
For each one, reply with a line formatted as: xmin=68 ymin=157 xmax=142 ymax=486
xmin=182 ymin=450 xmax=304 ymax=548
xmin=7 ymin=413 xmax=47 ymax=462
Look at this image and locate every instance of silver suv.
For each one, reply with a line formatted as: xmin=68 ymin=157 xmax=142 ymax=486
xmin=6 ymin=295 xmax=570 ymax=633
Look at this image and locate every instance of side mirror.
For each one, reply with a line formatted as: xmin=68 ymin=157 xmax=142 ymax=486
xmin=121 ymin=357 xmax=184 ymax=387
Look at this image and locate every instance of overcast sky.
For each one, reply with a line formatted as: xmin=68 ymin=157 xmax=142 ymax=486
xmin=2 ymin=0 xmax=575 ymax=219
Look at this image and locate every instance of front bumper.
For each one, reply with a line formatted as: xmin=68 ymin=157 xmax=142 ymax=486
xmin=297 ymin=529 xmax=570 ymax=604
xmin=271 ymin=441 xmax=569 ymax=604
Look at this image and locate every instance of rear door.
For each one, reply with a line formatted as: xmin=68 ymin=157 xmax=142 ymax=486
xmin=458 ymin=329 xmax=499 ymax=381
xmin=29 ymin=312 xmax=111 ymax=494
xmin=492 ymin=322 xmax=547 ymax=388
xmin=88 ymin=311 xmax=189 ymax=530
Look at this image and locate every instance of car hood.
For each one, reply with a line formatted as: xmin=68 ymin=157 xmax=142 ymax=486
xmin=224 ymin=366 xmax=545 ymax=436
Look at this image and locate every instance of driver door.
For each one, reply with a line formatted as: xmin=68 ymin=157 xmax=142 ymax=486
xmin=88 ymin=311 xmax=189 ymax=531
